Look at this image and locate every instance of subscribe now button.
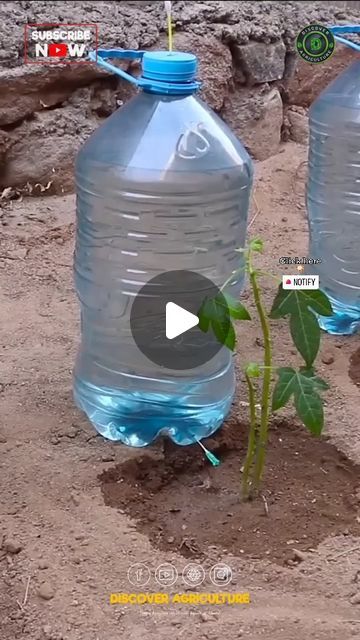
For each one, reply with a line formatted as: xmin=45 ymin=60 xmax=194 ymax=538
xmin=282 ymin=275 xmax=320 ymax=290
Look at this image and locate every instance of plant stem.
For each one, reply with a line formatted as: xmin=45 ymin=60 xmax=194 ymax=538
xmin=241 ymin=372 xmax=258 ymax=500
xmin=248 ymin=252 xmax=272 ymax=493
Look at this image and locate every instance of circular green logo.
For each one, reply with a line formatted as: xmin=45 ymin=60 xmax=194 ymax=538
xmin=296 ymin=24 xmax=335 ymax=64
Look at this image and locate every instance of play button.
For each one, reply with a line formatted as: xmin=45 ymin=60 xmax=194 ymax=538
xmin=165 ymin=302 xmax=199 ymax=340
xmin=130 ymin=270 xmax=231 ymax=371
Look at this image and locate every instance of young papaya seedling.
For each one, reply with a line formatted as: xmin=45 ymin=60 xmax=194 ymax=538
xmin=197 ymin=238 xmax=332 ymax=500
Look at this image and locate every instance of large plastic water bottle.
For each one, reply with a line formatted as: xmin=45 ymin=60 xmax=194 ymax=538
xmin=307 ymin=26 xmax=360 ymax=335
xmin=73 ymin=48 xmax=253 ymax=446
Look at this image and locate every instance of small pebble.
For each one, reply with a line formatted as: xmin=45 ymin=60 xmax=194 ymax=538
xmin=4 ymin=539 xmax=22 ymax=554
xmin=70 ymin=493 xmax=80 ymax=507
xmin=38 ymin=559 xmax=49 ymax=570
xmin=321 ymin=352 xmax=334 ymax=365
xmin=293 ymin=549 xmax=306 ymax=563
xmin=0 ymin=434 xmax=7 ymax=443
xmin=350 ymin=592 xmax=360 ymax=605
xmin=167 ymin=536 xmax=175 ymax=544
xmin=38 ymin=582 xmax=55 ymax=600
xmin=74 ymin=534 xmax=85 ymax=541
xmin=170 ymin=620 xmax=182 ymax=627
xmin=202 ymin=632 xmax=217 ymax=640
xmin=199 ymin=612 xmax=218 ymax=623
xmin=286 ymin=559 xmax=296 ymax=567
xmin=42 ymin=624 xmax=55 ymax=639
xmin=9 ymin=611 xmax=22 ymax=621
xmin=101 ymin=454 xmax=115 ymax=463
xmin=50 ymin=437 xmax=60 ymax=445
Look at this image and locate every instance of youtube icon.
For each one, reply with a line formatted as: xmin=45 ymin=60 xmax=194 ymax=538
xmin=48 ymin=43 xmax=68 ymax=57
xmin=25 ymin=24 xmax=97 ymax=64
xmin=130 ymin=270 xmax=231 ymax=371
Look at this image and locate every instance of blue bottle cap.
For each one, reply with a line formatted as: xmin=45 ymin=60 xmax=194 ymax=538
xmin=90 ymin=48 xmax=201 ymax=95
xmin=142 ymin=51 xmax=198 ymax=84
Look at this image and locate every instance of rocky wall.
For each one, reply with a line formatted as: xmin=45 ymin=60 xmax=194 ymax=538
xmin=0 ymin=1 xmax=359 ymax=194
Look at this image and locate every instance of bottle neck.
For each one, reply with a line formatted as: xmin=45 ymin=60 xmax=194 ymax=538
xmin=142 ymin=86 xmax=198 ymax=98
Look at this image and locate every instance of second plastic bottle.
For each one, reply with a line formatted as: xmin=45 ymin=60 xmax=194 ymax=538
xmin=307 ymin=28 xmax=360 ymax=335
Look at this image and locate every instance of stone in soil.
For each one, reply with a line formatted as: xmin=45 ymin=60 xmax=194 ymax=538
xmin=322 ymin=352 xmax=335 ymax=365
xmin=101 ymin=454 xmax=115 ymax=463
xmin=70 ymin=492 xmax=80 ymax=506
xmin=3 ymin=539 xmax=22 ymax=554
xmin=231 ymin=41 xmax=286 ymax=84
xmin=38 ymin=582 xmax=55 ymax=600
xmin=99 ymin=420 xmax=360 ymax=565
xmin=350 ymin=593 xmax=360 ymax=605
xmin=38 ymin=559 xmax=49 ymax=570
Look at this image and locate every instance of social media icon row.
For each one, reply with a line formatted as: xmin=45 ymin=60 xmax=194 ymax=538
xmin=127 ymin=562 xmax=232 ymax=587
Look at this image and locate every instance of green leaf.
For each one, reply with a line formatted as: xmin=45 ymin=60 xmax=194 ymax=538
xmin=246 ymin=362 xmax=261 ymax=378
xmin=197 ymin=293 xmax=244 ymax=350
xmin=222 ymin=293 xmax=251 ymax=320
xmin=298 ymin=290 xmax=333 ymax=317
xmin=269 ymin=285 xmax=294 ymax=319
xmin=211 ymin=315 xmax=235 ymax=349
xmin=249 ymin=238 xmax=264 ymax=253
xmin=223 ymin=322 xmax=236 ymax=351
xmin=269 ymin=286 xmax=333 ymax=320
xmin=294 ymin=388 xmax=324 ymax=435
xmin=272 ymin=367 xmax=326 ymax=436
xmin=272 ymin=367 xmax=297 ymax=411
xmin=299 ymin=367 xmax=330 ymax=391
xmin=290 ymin=307 xmax=320 ymax=368
xmin=197 ymin=297 xmax=211 ymax=332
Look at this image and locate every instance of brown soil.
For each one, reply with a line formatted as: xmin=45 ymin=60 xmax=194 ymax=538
xmin=99 ymin=419 xmax=360 ymax=566
xmin=1 ymin=144 xmax=360 ymax=640
xmin=349 ymin=347 xmax=360 ymax=389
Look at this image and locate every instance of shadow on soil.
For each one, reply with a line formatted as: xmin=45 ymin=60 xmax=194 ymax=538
xmin=349 ymin=346 xmax=360 ymax=389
